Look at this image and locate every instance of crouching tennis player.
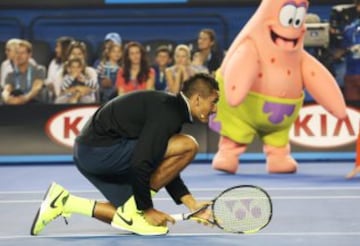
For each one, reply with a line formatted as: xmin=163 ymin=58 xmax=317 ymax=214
xmin=31 ymin=73 xmax=219 ymax=236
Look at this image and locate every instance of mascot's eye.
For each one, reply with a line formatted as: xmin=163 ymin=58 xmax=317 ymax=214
xmin=293 ymin=6 xmax=307 ymax=28
xmin=279 ymin=4 xmax=297 ymax=27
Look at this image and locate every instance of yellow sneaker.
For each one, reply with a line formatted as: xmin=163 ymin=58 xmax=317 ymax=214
xmin=111 ymin=206 xmax=168 ymax=236
xmin=30 ymin=182 xmax=70 ymax=235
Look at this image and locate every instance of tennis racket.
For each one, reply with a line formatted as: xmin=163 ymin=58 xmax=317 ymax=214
xmin=171 ymin=185 xmax=272 ymax=234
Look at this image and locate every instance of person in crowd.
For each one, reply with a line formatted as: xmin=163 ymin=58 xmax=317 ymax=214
xmin=329 ymin=0 xmax=360 ymax=92
xmin=152 ymin=45 xmax=172 ymax=91
xmin=93 ymin=32 xmax=122 ymax=68
xmin=116 ymin=41 xmax=154 ymax=95
xmin=53 ymin=40 xmax=98 ymax=102
xmin=191 ymin=51 xmax=209 ymax=74
xmin=341 ymin=3 xmax=360 ymax=101
xmin=165 ymin=44 xmax=195 ymax=94
xmin=46 ymin=36 xmax=74 ymax=100
xmin=1 ymin=39 xmax=37 ymax=88
xmin=194 ymin=28 xmax=223 ymax=76
xmin=1 ymin=40 xmax=46 ymax=104
xmin=96 ymin=42 xmax=122 ymax=103
xmin=55 ymin=57 xmax=98 ymax=104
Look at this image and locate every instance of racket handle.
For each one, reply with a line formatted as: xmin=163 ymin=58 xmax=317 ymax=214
xmin=171 ymin=213 xmax=186 ymax=221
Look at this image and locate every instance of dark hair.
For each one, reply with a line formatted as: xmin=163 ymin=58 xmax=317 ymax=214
xmin=155 ymin=45 xmax=172 ymax=56
xmin=56 ymin=36 xmax=74 ymax=63
xmin=122 ymin=41 xmax=150 ymax=84
xmin=63 ymin=57 xmax=85 ymax=76
xmin=199 ymin=28 xmax=216 ymax=42
xmin=181 ymin=73 xmax=219 ymax=98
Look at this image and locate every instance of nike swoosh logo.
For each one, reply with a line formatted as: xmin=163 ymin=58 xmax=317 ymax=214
xmin=117 ymin=212 xmax=133 ymax=226
xmin=50 ymin=191 xmax=64 ymax=209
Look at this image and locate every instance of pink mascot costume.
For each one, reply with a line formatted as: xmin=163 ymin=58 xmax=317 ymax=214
xmin=209 ymin=0 xmax=347 ymax=174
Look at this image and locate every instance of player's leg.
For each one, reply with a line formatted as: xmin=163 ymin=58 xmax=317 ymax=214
xmin=111 ymin=134 xmax=199 ymax=234
xmin=150 ymin=133 xmax=199 ymax=190
xmin=30 ymin=140 xmax=135 ymax=235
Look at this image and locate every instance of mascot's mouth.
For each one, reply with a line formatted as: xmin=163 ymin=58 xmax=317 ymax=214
xmin=270 ymin=30 xmax=298 ymax=49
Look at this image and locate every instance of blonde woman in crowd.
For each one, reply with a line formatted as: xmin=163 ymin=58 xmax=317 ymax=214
xmin=165 ymin=44 xmax=195 ymax=94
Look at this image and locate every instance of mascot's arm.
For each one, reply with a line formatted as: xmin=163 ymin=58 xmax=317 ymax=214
xmin=302 ymin=51 xmax=347 ymax=119
xmin=223 ymin=39 xmax=260 ymax=107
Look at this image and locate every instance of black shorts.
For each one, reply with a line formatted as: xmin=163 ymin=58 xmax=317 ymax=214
xmin=73 ymin=138 xmax=137 ymax=207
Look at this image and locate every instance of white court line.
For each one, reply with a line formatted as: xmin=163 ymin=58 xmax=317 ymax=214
xmin=0 ymin=186 xmax=359 ymax=194
xmin=1 ymin=195 xmax=360 ymax=204
xmin=0 ymin=232 xmax=360 ymax=240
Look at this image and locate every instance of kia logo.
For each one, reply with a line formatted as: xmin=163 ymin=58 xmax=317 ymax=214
xmin=290 ymin=105 xmax=360 ymax=148
xmin=46 ymin=106 xmax=99 ymax=148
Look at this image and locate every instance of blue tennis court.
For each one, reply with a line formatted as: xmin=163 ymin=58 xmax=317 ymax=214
xmin=0 ymin=161 xmax=359 ymax=246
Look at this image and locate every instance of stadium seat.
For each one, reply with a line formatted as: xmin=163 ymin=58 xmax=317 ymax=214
xmin=31 ymin=40 xmax=52 ymax=67
xmin=0 ymin=41 xmax=6 ymax=63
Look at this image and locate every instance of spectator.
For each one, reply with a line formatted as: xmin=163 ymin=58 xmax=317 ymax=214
xmin=53 ymin=41 xmax=98 ymax=101
xmin=46 ymin=36 xmax=74 ymax=100
xmin=342 ymin=15 xmax=360 ymax=101
xmin=329 ymin=0 xmax=360 ymax=92
xmin=116 ymin=41 xmax=155 ymax=95
xmin=152 ymin=45 xmax=172 ymax=91
xmin=191 ymin=51 xmax=209 ymax=74
xmin=55 ymin=57 xmax=98 ymax=104
xmin=165 ymin=44 xmax=195 ymax=94
xmin=1 ymin=40 xmax=46 ymax=105
xmin=93 ymin=32 xmax=122 ymax=68
xmin=194 ymin=28 xmax=223 ymax=76
xmin=0 ymin=39 xmax=37 ymax=88
xmin=96 ymin=42 xmax=122 ymax=103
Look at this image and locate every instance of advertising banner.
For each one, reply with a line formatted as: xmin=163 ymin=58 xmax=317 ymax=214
xmin=0 ymin=104 xmax=357 ymax=160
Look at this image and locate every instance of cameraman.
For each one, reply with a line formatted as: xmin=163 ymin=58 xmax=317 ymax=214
xmin=329 ymin=0 xmax=360 ymax=93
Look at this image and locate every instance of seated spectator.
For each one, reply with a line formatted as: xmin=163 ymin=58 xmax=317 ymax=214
xmin=116 ymin=41 xmax=154 ymax=95
xmin=191 ymin=51 xmax=209 ymax=74
xmin=96 ymin=42 xmax=122 ymax=103
xmin=53 ymin=40 xmax=98 ymax=101
xmin=165 ymin=44 xmax=195 ymax=94
xmin=0 ymin=39 xmax=37 ymax=88
xmin=93 ymin=32 xmax=122 ymax=68
xmin=152 ymin=45 xmax=172 ymax=91
xmin=55 ymin=57 xmax=98 ymax=104
xmin=46 ymin=36 xmax=74 ymax=100
xmin=194 ymin=28 xmax=224 ymax=76
xmin=1 ymin=40 xmax=46 ymax=105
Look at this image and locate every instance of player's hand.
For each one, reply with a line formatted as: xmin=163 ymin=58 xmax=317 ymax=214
xmin=143 ymin=208 xmax=175 ymax=226
xmin=190 ymin=201 xmax=213 ymax=227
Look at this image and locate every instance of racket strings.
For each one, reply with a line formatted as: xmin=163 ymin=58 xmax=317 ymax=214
xmin=212 ymin=187 xmax=272 ymax=233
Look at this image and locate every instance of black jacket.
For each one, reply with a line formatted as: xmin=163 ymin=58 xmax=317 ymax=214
xmin=76 ymin=90 xmax=192 ymax=210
